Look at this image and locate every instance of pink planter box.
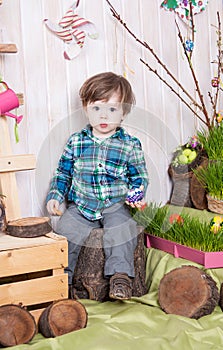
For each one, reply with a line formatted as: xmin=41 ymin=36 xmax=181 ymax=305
xmin=146 ymin=233 xmax=223 ymax=268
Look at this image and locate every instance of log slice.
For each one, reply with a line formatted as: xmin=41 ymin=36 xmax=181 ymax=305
xmin=158 ymin=266 xmax=219 ymax=319
xmin=7 ymin=217 xmax=52 ymax=237
xmin=38 ymin=299 xmax=88 ymax=338
xmin=0 ymin=304 xmax=36 ymax=347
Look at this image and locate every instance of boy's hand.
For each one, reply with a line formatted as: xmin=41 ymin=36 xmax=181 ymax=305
xmin=125 ymin=185 xmax=147 ymax=210
xmin=125 ymin=198 xmax=147 ymax=210
xmin=46 ymin=199 xmax=61 ymax=215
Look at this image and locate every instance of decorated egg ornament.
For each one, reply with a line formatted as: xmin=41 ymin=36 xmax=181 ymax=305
xmin=211 ymin=77 xmax=220 ymax=88
xmin=126 ymin=188 xmax=144 ymax=203
xmin=185 ymin=39 xmax=194 ymax=52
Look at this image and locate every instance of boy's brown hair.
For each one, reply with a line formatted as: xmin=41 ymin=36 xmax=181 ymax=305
xmin=79 ymin=72 xmax=135 ymax=115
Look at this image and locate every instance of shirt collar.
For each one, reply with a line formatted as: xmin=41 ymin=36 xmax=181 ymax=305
xmin=82 ymin=124 xmax=129 ymax=141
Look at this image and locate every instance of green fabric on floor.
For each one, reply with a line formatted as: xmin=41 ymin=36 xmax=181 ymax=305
xmin=6 ymin=247 xmax=223 ymax=350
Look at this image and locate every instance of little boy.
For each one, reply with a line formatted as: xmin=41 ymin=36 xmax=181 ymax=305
xmin=46 ymin=72 xmax=148 ymax=300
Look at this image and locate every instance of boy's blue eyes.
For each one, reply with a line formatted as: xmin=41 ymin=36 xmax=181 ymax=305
xmin=92 ymin=106 xmax=117 ymax=112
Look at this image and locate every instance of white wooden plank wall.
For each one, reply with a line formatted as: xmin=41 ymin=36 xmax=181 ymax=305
xmin=0 ymin=0 xmax=222 ymax=217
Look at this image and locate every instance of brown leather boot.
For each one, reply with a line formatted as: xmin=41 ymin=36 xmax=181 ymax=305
xmin=109 ymin=273 xmax=132 ymax=300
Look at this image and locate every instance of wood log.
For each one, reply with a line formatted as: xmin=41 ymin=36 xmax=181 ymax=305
xmin=0 ymin=304 xmax=36 ymax=347
xmin=72 ymin=227 xmax=147 ymax=301
xmin=190 ymin=157 xmax=208 ymax=210
xmin=7 ymin=217 xmax=52 ymax=237
xmin=219 ymin=283 xmax=223 ymax=311
xmin=38 ymin=299 xmax=88 ymax=338
xmin=158 ymin=266 xmax=219 ymax=319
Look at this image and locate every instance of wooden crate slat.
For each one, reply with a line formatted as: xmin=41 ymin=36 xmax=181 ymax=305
xmin=0 ymin=172 xmax=21 ymax=220
xmin=0 ymin=116 xmax=20 ymax=220
xmin=30 ymin=308 xmax=46 ymax=324
xmin=0 ymin=274 xmax=68 ymax=306
xmin=0 ymin=154 xmax=36 ymax=173
xmin=0 ymin=239 xmax=68 ymax=277
xmin=0 ymin=232 xmax=66 ymax=250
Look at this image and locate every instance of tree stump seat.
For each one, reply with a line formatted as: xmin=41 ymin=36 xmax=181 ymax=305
xmin=72 ymin=227 xmax=147 ymax=301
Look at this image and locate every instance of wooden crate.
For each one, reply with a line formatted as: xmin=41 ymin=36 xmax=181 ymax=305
xmin=0 ymin=231 xmax=68 ymax=323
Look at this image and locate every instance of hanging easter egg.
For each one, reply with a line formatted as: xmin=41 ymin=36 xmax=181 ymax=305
xmin=185 ymin=39 xmax=194 ymax=52
xmin=210 ymin=216 xmax=223 ymax=234
xmin=211 ymin=77 xmax=220 ymax=88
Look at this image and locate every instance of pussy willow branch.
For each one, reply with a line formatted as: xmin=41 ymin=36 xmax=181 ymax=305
xmin=189 ymin=1 xmax=195 ymax=60
xmin=105 ymin=0 xmax=204 ymax=116
xmin=140 ymin=58 xmax=206 ymax=125
xmin=212 ymin=12 xmax=222 ymax=124
xmin=208 ymin=91 xmax=215 ymax=111
xmin=175 ymin=20 xmax=211 ymax=129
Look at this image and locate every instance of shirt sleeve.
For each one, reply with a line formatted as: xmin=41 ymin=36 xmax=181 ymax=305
xmin=126 ymin=137 xmax=149 ymax=193
xmin=46 ymin=135 xmax=75 ymax=204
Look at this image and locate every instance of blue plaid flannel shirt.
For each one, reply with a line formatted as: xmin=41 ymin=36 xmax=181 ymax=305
xmin=46 ymin=125 xmax=148 ymax=221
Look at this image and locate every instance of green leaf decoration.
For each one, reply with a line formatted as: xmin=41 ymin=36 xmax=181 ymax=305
xmin=14 ymin=122 xmax=19 ymax=143
xmin=161 ymin=0 xmax=178 ymax=10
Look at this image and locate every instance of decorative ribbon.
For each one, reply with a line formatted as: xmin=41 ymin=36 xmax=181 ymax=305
xmin=44 ymin=2 xmax=98 ymax=60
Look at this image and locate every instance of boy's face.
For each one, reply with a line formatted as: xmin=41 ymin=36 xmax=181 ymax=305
xmin=85 ymin=92 xmax=125 ymax=139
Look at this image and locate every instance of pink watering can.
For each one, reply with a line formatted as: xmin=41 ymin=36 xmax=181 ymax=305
xmin=0 ymin=82 xmax=23 ymax=124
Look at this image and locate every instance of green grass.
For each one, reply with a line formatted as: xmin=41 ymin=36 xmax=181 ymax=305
xmin=197 ymin=124 xmax=223 ymax=160
xmin=132 ymin=203 xmax=223 ymax=252
xmin=193 ymin=160 xmax=223 ymax=200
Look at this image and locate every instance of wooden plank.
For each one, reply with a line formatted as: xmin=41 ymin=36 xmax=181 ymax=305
xmin=45 ymin=231 xmax=66 ymax=241
xmin=0 ymin=231 xmax=67 ymax=250
xmin=0 ymin=239 xmax=68 ymax=277
xmin=30 ymin=308 xmax=45 ymax=324
xmin=0 ymin=173 xmax=21 ymax=220
xmin=0 ymin=274 xmax=68 ymax=306
xmin=53 ymin=268 xmax=65 ymax=276
xmin=0 ymin=43 xmax=17 ymax=53
xmin=0 ymin=116 xmax=20 ymax=220
xmin=0 ymin=154 xmax=36 ymax=173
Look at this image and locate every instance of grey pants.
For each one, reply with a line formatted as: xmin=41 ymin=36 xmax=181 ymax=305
xmin=55 ymin=202 xmax=138 ymax=284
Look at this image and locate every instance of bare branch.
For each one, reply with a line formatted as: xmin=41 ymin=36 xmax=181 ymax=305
xmin=105 ymin=0 xmax=203 ymax=112
xmin=189 ymin=1 xmax=195 ymax=60
xmin=208 ymin=91 xmax=215 ymax=110
xmin=140 ymin=58 xmax=208 ymax=127
xmin=211 ymin=11 xmax=222 ymax=125
xmin=175 ymin=20 xmax=211 ymax=129
xmin=106 ymin=0 xmax=222 ymax=131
